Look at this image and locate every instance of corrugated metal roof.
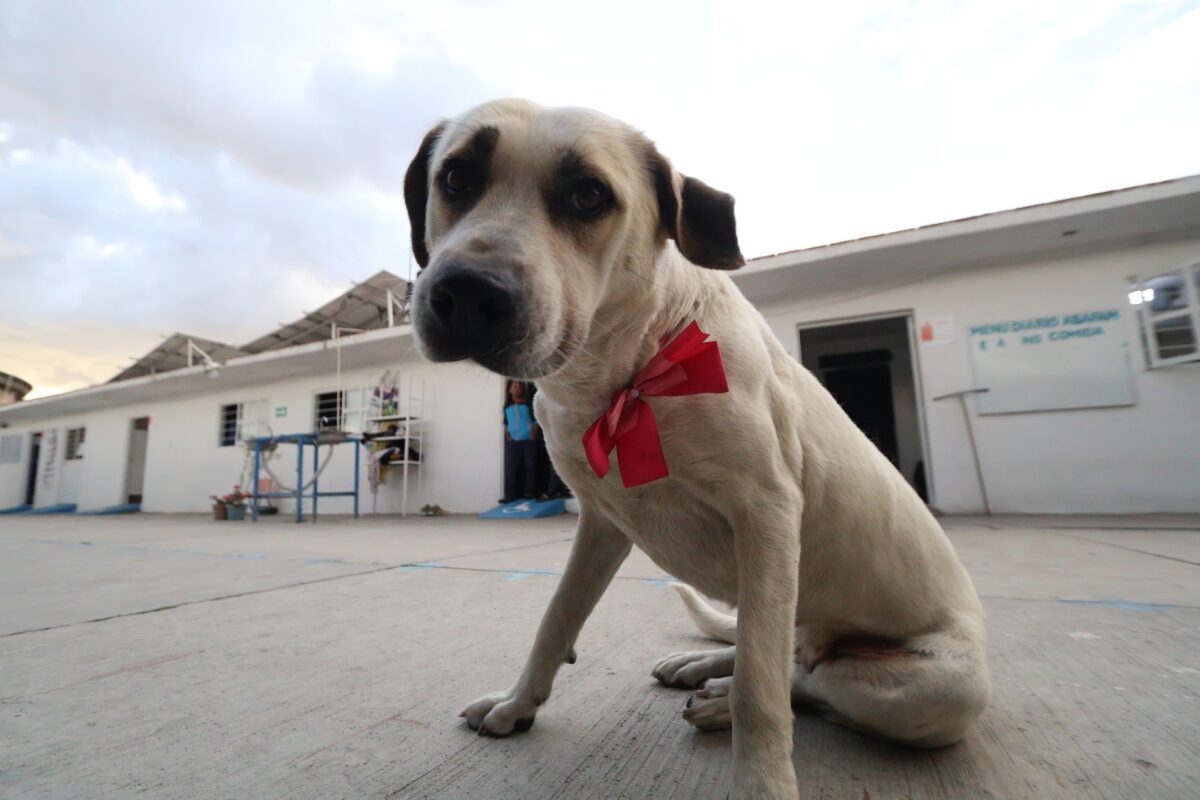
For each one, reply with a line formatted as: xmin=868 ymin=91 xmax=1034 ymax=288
xmin=108 ymin=270 xmax=411 ymax=383
xmin=241 ymin=270 xmax=411 ymax=354
xmin=109 ymin=334 xmax=250 ymax=383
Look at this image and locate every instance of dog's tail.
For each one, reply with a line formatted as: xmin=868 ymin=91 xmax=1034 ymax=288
xmin=672 ymin=583 xmax=737 ymax=644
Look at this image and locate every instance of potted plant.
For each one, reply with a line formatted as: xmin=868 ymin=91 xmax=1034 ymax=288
xmin=209 ymin=494 xmax=228 ymax=521
xmin=210 ymin=486 xmax=250 ymax=521
xmin=224 ymin=485 xmax=250 ymax=521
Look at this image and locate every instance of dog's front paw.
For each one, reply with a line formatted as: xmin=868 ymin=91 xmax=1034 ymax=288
xmin=460 ymin=690 xmax=538 ymax=737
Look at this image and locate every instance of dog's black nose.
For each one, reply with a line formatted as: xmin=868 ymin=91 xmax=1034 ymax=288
xmin=426 ymin=262 xmax=521 ymax=351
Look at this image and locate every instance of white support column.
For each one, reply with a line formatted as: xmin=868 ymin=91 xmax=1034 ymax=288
xmin=186 ymin=339 xmax=217 ymax=369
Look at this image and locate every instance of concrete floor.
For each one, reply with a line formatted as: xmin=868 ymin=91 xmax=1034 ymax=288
xmin=1 ymin=513 xmax=1197 ymax=799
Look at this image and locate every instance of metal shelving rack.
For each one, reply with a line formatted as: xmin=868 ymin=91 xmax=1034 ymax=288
xmin=365 ymin=376 xmax=424 ymax=516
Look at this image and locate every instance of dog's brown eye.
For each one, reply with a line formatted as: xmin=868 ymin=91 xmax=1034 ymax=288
xmin=570 ymin=182 xmax=608 ymax=216
xmin=443 ymin=166 xmax=471 ymax=195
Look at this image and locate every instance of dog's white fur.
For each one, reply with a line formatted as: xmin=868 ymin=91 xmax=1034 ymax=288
xmin=406 ymin=99 xmax=990 ymax=799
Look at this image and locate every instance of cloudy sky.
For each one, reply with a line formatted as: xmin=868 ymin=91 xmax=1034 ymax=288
xmin=2 ymin=1 xmax=1198 ymax=398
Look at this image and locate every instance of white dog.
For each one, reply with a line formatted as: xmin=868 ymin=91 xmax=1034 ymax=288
xmin=405 ymin=99 xmax=990 ymax=799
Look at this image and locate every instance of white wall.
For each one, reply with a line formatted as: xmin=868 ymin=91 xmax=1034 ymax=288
xmin=0 ymin=358 xmax=507 ymax=515
xmin=0 ymin=434 xmax=24 ymax=509
xmin=756 ymin=236 xmax=1200 ymax=514
xmin=0 ymin=434 xmax=29 ymax=509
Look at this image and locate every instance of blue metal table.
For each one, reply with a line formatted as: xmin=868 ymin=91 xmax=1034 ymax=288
xmin=250 ymin=433 xmax=362 ymax=522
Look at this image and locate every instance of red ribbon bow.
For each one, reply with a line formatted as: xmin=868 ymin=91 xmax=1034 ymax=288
xmin=582 ymin=321 xmax=728 ymax=488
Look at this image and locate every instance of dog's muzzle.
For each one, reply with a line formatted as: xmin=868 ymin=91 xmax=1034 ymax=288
xmin=416 ymin=261 xmax=526 ymax=368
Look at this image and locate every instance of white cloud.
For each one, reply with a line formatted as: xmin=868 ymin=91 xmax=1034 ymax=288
xmin=115 ymin=158 xmax=187 ymax=212
xmin=341 ymin=27 xmax=404 ymax=74
xmin=79 ymin=235 xmax=127 ymax=259
xmin=0 ymin=232 xmax=29 ymax=260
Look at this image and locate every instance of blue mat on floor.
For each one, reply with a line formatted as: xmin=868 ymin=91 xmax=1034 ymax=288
xmin=479 ymin=498 xmax=566 ymax=519
xmin=0 ymin=503 xmax=32 ymax=514
xmin=17 ymin=503 xmax=78 ymax=515
xmin=79 ymin=503 xmax=141 ymax=515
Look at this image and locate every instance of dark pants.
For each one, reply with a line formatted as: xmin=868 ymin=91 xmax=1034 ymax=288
xmin=504 ymin=439 xmax=538 ymax=501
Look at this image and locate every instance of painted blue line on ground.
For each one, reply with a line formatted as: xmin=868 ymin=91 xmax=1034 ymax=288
xmin=1054 ymin=597 xmax=1186 ymax=612
xmin=641 ymin=579 xmax=676 ymax=589
xmin=503 ymin=568 xmax=558 ymax=581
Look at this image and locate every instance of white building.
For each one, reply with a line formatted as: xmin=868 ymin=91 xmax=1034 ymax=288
xmin=0 ymin=272 xmax=506 ymax=516
xmin=2 ymin=178 xmax=1198 ymax=516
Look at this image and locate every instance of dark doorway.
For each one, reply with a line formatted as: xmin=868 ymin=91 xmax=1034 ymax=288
xmin=125 ymin=417 xmax=150 ymax=504
xmin=500 ymin=381 xmax=570 ymax=502
xmin=24 ymin=431 xmax=42 ymax=505
xmin=502 ymin=381 xmax=547 ymax=500
xmin=819 ymin=349 xmax=900 ymax=466
xmin=799 ymin=316 xmax=929 ymax=501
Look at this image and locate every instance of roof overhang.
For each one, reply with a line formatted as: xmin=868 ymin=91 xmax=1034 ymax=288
xmin=0 ymin=326 xmax=418 ymax=424
xmin=733 ymin=175 xmax=1200 ymax=307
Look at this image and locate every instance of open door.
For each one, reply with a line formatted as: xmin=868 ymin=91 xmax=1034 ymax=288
xmin=24 ymin=432 xmax=41 ymax=505
xmin=799 ymin=314 xmax=931 ymax=502
xmin=125 ymin=417 xmax=150 ymax=504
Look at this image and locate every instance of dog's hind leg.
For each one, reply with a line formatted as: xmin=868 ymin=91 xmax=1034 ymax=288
xmin=790 ymin=630 xmax=990 ymax=748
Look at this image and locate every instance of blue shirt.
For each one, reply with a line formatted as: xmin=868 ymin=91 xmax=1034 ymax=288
xmin=505 ymin=403 xmax=536 ymax=441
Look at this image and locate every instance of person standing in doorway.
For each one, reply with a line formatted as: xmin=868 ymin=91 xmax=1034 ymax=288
xmin=503 ymin=380 xmax=539 ymax=503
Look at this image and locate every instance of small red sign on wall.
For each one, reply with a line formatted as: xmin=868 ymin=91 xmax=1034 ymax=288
xmin=919 ymin=317 xmax=955 ymax=346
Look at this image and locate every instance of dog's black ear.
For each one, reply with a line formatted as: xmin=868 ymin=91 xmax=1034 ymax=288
xmin=404 ymin=122 xmax=446 ymax=268
xmin=647 ymin=147 xmax=745 ymax=270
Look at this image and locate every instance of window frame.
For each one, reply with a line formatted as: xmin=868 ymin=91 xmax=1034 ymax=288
xmin=218 ymin=403 xmax=240 ymax=447
xmin=312 ymin=386 xmax=368 ymax=432
xmin=65 ymin=427 xmax=86 ymax=460
xmin=1132 ymin=262 xmax=1200 ymax=368
xmin=217 ymin=399 xmax=269 ymax=447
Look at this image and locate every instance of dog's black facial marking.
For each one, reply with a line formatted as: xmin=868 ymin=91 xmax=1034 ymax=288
xmin=404 ymin=121 xmax=447 ymax=268
xmin=436 ymin=125 xmax=500 ymax=208
xmin=545 ymin=147 xmax=619 ymax=238
xmin=647 ymin=148 xmax=679 ymax=240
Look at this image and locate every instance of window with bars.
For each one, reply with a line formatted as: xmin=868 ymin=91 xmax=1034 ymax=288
xmin=218 ymin=400 xmax=269 ymax=446
xmin=219 ymin=403 xmax=239 ymax=446
xmin=313 ymin=387 xmax=368 ymax=432
xmin=65 ymin=427 xmax=86 ymax=460
xmin=1129 ymin=263 xmax=1200 ymax=367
